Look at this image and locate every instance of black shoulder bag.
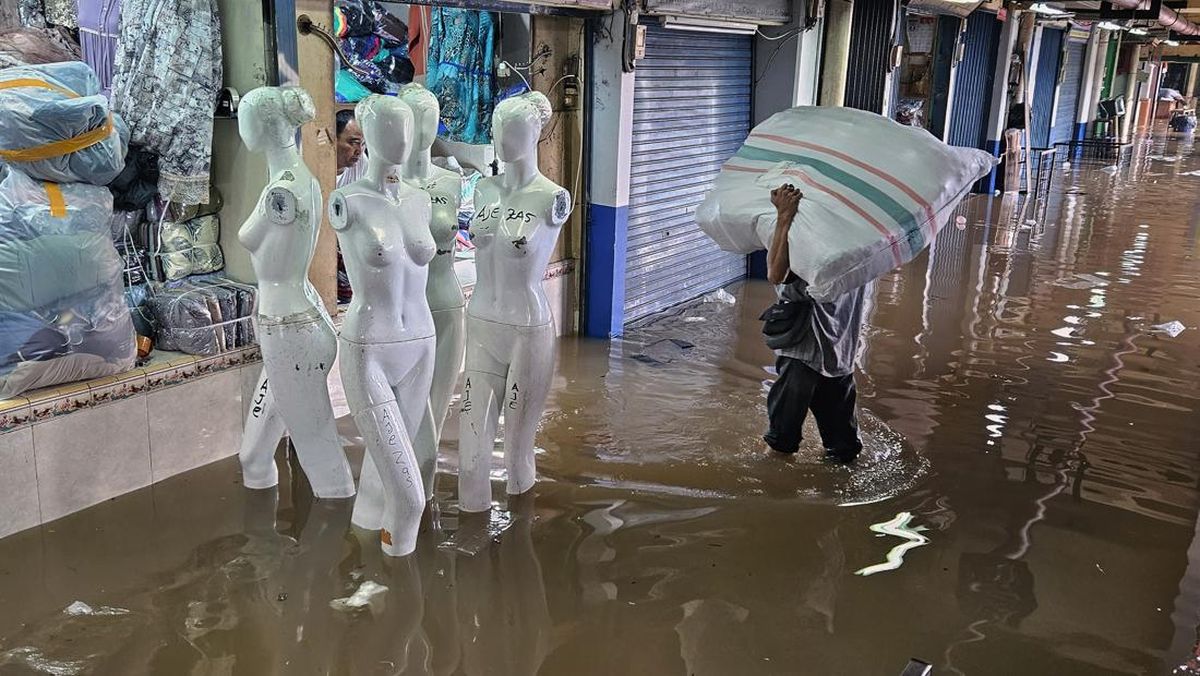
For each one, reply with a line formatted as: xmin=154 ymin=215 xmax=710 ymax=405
xmin=759 ymin=275 xmax=814 ymax=350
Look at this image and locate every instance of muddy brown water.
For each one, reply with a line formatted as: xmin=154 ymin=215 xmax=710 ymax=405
xmin=2 ymin=133 xmax=1200 ymax=675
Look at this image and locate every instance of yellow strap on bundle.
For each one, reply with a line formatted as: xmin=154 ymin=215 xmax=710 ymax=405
xmin=43 ymin=182 xmax=67 ymax=218
xmin=0 ymin=78 xmax=115 ymax=163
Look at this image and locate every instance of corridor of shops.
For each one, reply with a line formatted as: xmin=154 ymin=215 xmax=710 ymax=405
xmin=4 ymin=0 xmax=1200 ymax=674
xmin=0 ymin=128 xmax=1194 ymax=673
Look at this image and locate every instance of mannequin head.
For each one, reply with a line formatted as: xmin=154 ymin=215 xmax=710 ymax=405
xmin=356 ymin=94 xmax=414 ymax=165
xmin=398 ymin=83 xmax=440 ymax=152
xmin=493 ymin=92 xmax=552 ymax=164
xmin=238 ymin=86 xmax=315 ymax=151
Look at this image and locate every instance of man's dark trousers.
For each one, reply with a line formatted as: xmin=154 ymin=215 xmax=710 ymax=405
xmin=763 ymin=356 xmax=862 ymax=459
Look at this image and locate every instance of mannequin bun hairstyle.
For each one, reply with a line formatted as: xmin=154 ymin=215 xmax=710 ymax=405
xmin=278 ymin=86 xmax=316 ymax=126
xmin=242 ymin=86 xmax=315 ymax=145
xmin=398 ymin=82 xmax=438 ymax=108
xmin=496 ymin=91 xmax=553 ymax=129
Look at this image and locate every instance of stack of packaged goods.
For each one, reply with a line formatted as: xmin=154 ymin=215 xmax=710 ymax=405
xmin=0 ymin=61 xmax=136 ymax=398
xmin=334 ymin=0 xmax=414 ymax=103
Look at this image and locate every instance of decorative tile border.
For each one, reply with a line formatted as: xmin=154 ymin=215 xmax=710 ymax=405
xmin=0 ymin=396 xmax=32 ymax=433
xmin=0 ymin=343 xmax=263 ymax=433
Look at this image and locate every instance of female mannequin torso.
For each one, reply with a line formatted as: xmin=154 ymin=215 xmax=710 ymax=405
xmin=468 ymin=173 xmax=569 ymax=327
xmin=332 ymin=95 xmax=438 ymax=557
xmin=457 ymin=92 xmax=570 ymax=514
xmin=234 ymin=86 xmax=354 ymax=500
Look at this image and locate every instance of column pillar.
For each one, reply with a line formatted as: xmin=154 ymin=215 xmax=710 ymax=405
xmin=982 ymin=11 xmax=1021 ymax=193
xmin=819 ymin=0 xmax=853 ymax=107
xmin=1122 ymin=44 xmax=1142 ymax=142
xmin=1077 ymin=26 xmax=1103 ymax=142
xmin=583 ymin=12 xmax=636 ymax=338
xmin=295 ymin=0 xmax=338 ymax=312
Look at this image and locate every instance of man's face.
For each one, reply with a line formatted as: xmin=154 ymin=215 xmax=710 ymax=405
xmin=337 ymin=119 xmax=364 ymax=172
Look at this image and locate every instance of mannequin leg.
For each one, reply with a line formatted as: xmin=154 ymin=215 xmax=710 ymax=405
xmin=353 ymin=452 xmax=386 ymax=531
xmin=353 ymin=402 xmax=424 ymax=556
xmin=502 ymin=323 xmax=556 ymax=496
xmin=457 ymin=370 xmax=505 ymax=513
xmin=405 ymin=338 xmax=441 ymax=502
xmin=344 ymin=339 xmax=434 ymax=556
xmin=426 ymin=305 xmax=466 ymax=496
xmin=238 ymin=368 xmax=287 ymax=489
xmin=260 ymin=320 xmax=355 ymax=499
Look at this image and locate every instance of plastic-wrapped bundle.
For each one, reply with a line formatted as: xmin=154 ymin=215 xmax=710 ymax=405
xmin=0 ymin=61 xmax=129 ymax=185
xmin=157 ymin=214 xmax=224 ymax=281
xmin=146 ymin=277 xmax=256 ymax=355
xmin=0 ymin=168 xmax=136 ymax=399
xmin=697 ymin=106 xmax=997 ymax=301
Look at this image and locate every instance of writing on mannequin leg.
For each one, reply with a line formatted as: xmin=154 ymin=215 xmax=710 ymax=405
xmin=234 ymin=86 xmax=354 ymax=500
xmin=333 ymin=94 xmax=438 ymax=556
xmin=458 ymin=91 xmax=571 ymax=512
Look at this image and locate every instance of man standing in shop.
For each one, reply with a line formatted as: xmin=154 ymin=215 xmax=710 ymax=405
xmin=761 ymin=184 xmax=866 ymax=464
xmin=335 ymin=110 xmax=365 ymax=303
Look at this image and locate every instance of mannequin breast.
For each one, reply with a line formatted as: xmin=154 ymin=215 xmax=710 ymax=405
xmin=467 ymin=178 xmax=563 ymax=327
xmin=409 ymin=168 xmax=465 ymax=311
xmin=238 ymin=173 xmax=322 ymax=318
xmin=334 ymin=186 xmax=437 ymax=344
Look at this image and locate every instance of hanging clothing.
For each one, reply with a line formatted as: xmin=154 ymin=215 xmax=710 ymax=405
xmin=426 ymin=9 xmax=496 ymax=145
xmin=78 ymin=0 xmax=122 ymax=94
xmin=17 ymin=0 xmax=46 ymax=27
xmin=110 ymin=0 xmax=223 ymax=206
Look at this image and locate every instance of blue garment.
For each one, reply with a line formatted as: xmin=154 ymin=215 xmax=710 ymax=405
xmin=426 ymin=9 xmax=496 ymax=144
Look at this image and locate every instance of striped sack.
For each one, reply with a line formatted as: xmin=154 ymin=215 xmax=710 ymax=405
xmin=697 ymin=106 xmax=997 ymax=301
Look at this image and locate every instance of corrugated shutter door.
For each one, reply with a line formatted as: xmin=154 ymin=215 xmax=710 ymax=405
xmin=624 ymin=26 xmax=750 ymax=324
xmin=845 ymin=0 xmax=895 ymax=113
xmin=1031 ymin=27 xmax=1064 ymax=148
xmin=947 ymin=11 xmax=1001 ymax=149
xmin=1051 ymin=39 xmax=1087 ymax=144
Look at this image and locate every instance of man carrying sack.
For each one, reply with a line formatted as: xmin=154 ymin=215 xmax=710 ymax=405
xmin=761 ymin=184 xmax=866 ymax=464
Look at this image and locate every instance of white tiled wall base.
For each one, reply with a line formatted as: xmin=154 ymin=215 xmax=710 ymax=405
xmin=0 ymin=364 xmax=253 ymax=539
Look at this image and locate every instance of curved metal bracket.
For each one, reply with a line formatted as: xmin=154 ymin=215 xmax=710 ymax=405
xmin=296 ymin=13 xmax=373 ymax=78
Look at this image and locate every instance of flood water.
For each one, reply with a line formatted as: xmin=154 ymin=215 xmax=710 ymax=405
xmin=2 ymin=132 xmax=1200 ymax=675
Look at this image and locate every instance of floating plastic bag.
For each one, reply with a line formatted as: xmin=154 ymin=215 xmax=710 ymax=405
xmin=0 ymin=168 xmax=136 ymax=399
xmin=697 ymin=107 xmax=997 ymax=301
xmin=0 ymin=61 xmax=128 ymax=185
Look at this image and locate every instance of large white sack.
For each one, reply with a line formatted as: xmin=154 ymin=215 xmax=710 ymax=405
xmin=697 ymin=106 xmax=997 ymax=301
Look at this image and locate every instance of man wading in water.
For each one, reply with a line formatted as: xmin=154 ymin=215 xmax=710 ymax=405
xmin=761 ymin=184 xmax=866 ymax=463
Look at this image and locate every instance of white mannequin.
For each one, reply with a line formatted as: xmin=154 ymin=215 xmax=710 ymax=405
xmin=331 ymin=95 xmax=438 ymax=557
xmin=398 ymin=83 xmax=466 ymax=500
xmin=458 ymin=92 xmax=571 ymax=513
xmin=235 ymin=86 xmax=355 ymax=499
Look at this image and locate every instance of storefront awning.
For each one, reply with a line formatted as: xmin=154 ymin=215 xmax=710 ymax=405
xmin=905 ymin=0 xmax=985 ymax=19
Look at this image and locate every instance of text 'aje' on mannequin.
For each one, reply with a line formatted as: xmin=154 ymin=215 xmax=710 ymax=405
xmin=235 ymin=86 xmax=355 ymax=500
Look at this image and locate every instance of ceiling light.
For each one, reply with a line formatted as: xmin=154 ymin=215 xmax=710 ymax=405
xmin=1097 ymin=21 xmax=1126 ymax=31
xmin=660 ymin=16 xmax=759 ymax=34
xmin=1128 ymin=26 xmax=1148 ymax=35
xmin=1029 ymin=2 xmax=1068 ymax=15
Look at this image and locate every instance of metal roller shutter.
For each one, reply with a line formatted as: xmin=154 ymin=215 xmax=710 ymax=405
xmin=1031 ymin=27 xmax=1064 ymax=149
xmin=1051 ymin=39 xmax=1087 ymax=145
xmin=845 ymin=0 xmax=897 ymax=113
xmin=624 ymin=25 xmax=750 ymax=324
xmin=947 ymin=11 xmax=1001 ymax=150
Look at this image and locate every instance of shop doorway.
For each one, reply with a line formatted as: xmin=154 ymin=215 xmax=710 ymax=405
xmin=622 ymin=24 xmax=751 ymax=324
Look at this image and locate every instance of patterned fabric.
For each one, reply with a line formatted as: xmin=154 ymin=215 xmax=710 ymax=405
xmin=110 ymin=0 xmax=223 ymax=206
xmin=426 ymin=9 xmax=496 ymax=144
xmin=333 ymin=0 xmax=412 ymax=103
xmin=17 ymin=0 xmax=46 ymax=27
xmin=42 ymin=0 xmax=77 ymax=28
xmin=78 ymin=0 xmax=122 ymax=94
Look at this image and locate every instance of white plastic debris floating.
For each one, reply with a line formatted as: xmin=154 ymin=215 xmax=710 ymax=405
xmin=1151 ymin=321 xmax=1187 ymax=338
xmin=855 ymin=512 xmax=930 ymax=577
xmin=702 ymin=288 xmax=737 ymax=305
xmin=329 ymin=580 xmax=389 ymax=614
xmin=64 ymin=600 xmax=130 ymax=616
xmin=697 ymin=106 xmax=996 ymax=301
